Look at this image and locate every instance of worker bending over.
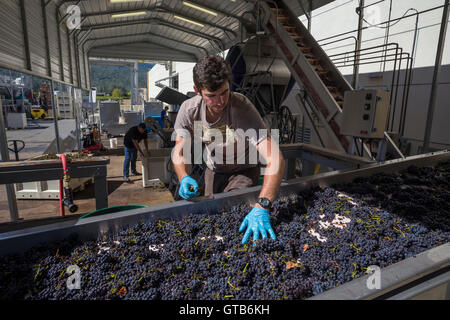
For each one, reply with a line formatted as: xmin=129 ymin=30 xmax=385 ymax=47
xmin=123 ymin=123 xmax=149 ymax=182
xmin=172 ymin=55 xmax=285 ymax=244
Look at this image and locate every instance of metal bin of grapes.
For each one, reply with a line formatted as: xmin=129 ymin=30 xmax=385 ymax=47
xmin=0 ymin=150 xmax=449 ymax=300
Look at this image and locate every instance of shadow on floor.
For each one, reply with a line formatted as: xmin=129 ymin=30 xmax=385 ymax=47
xmin=74 ymin=179 xmax=124 ymax=200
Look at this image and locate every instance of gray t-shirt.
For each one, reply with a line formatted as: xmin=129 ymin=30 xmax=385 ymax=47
xmin=174 ymin=92 xmax=268 ymax=173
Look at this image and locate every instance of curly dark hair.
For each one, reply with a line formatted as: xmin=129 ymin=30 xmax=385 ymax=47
xmin=193 ymin=55 xmax=232 ymax=93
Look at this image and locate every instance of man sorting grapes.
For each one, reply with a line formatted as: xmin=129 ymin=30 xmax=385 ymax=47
xmin=172 ymin=55 xmax=285 ymax=245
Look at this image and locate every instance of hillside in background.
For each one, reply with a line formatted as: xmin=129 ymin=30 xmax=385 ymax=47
xmin=90 ymin=63 xmax=154 ymax=95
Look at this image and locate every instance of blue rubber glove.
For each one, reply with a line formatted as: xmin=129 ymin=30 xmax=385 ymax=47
xmin=239 ymin=207 xmax=276 ymax=245
xmin=179 ymin=176 xmax=200 ymax=199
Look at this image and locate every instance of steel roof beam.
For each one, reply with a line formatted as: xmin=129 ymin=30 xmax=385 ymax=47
xmin=145 ymin=3 xmax=237 ymax=38
xmin=183 ymin=0 xmax=246 ymax=22
xmin=146 ymin=29 xmax=209 ymax=56
xmin=83 ymin=30 xmax=208 ymax=57
xmin=57 ymin=1 xmax=238 ymax=37
xmin=89 ymin=58 xmax=169 ymax=66
xmin=80 ymin=17 xmax=224 ymax=47
xmin=58 ymin=0 xmax=253 ymax=25
xmin=156 ymin=21 xmax=225 ymax=50
xmin=88 ymin=40 xmax=198 ymax=62
xmin=84 ymin=34 xmax=202 ymax=59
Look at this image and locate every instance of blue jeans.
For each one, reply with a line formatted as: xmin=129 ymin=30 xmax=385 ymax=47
xmin=123 ymin=146 xmax=138 ymax=177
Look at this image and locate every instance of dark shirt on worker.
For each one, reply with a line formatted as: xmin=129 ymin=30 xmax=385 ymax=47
xmin=124 ymin=126 xmax=147 ymax=149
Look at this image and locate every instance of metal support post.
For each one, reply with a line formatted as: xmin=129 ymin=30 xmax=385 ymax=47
xmin=67 ymin=31 xmax=74 ymax=84
xmin=20 ymin=0 xmax=32 ymax=71
xmin=297 ymin=0 xmax=312 ymax=31
xmin=168 ymin=61 xmax=173 ymax=88
xmin=89 ymin=87 xmax=96 ymax=126
xmin=284 ymin=158 xmax=297 ymax=180
xmin=56 ymin=7 xmax=65 ymax=81
xmin=131 ymin=62 xmax=139 ymax=108
xmin=41 ymin=0 xmax=52 ymax=77
xmin=376 ymin=139 xmax=387 ymax=162
xmin=83 ymin=46 xmax=88 ymax=89
xmin=301 ymin=159 xmax=315 ymax=177
xmin=0 ymin=101 xmax=19 ymax=222
xmin=73 ymin=87 xmax=81 ymax=151
xmin=353 ymin=0 xmax=365 ymax=89
xmin=50 ymin=81 xmax=61 ymax=154
xmin=423 ymin=0 xmax=449 ymax=153
xmin=308 ymin=0 xmax=312 ymax=32
xmin=94 ymin=168 xmax=108 ymax=210
xmin=348 ymin=138 xmax=356 ymax=156
xmin=74 ymin=31 xmax=82 ymax=88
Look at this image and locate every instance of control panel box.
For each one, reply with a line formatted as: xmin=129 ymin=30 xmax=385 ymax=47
xmin=340 ymin=90 xmax=390 ymax=139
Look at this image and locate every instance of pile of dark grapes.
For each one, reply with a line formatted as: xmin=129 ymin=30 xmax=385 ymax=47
xmin=0 ymin=162 xmax=449 ymax=300
xmin=334 ymin=161 xmax=450 ymax=231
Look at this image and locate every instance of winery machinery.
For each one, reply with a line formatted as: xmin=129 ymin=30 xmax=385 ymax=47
xmin=99 ymin=101 xmax=127 ymax=137
xmin=0 ymin=149 xmax=449 ymax=300
xmin=226 ymin=33 xmax=297 ymax=145
xmin=223 ymin=1 xmax=404 ymax=161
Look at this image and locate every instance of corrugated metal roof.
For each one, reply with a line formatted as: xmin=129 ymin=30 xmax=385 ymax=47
xmin=59 ymin=0 xmax=258 ymax=62
xmin=57 ymin=0 xmax=336 ymax=63
xmin=0 ymin=0 xmax=336 ymax=88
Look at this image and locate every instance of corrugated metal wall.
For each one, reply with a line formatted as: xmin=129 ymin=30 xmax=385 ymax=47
xmin=46 ymin=2 xmax=61 ymax=81
xmin=0 ymin=0 xmax=85 ymax=88
xmin=78 ymin=45 xmax=86 ymax=88
xmin=70 ymin=35 xmax=78 ymax=86
xmin=25 ymin=0 xmax=47 ymax=77
xmin=0 ymin=0 xmax=26 ymax=71
xmin=60 ymin=25 xmax=70 ymax=84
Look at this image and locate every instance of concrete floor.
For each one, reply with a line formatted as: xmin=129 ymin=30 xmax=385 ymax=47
xmin=4 ymin=119 xmax=76 ymax=160
xmin=0 ymin=153 xmax=175 ymax=224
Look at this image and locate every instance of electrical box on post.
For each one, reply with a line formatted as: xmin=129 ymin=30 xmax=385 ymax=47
xmin=340 ymin=90 xmax=390 ymax=139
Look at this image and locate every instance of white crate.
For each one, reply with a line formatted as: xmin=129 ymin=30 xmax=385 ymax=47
xmin=15 ymin=177 xmax=93 ymax=199
xmin=56 ymin=91 xmax=74 ymax=119
xmin=141 ymin=148 xmax=173 ymax=187
xmin=138 ymin=131 xmax=163 ymax=151
xmin=6 ymin=113 xmax=27 ymax=129
xmin=14 ymin=153 xmax=93 ymax=199
xmin=139 ymin=137 xmax=162 ymax=151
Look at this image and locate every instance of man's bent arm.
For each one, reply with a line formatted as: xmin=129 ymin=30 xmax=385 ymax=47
xmin=132 ymin=139 xmax=144 ymax=155
xmin=172 ymin=136 xmax=189 ymax=182
xmin=255 ymin=136 xmax=285 ymax=208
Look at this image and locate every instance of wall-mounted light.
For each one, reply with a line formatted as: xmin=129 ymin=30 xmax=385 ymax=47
xmin=174 ymin=15 xmax=204 ymax=27
xmin=182 ymin=1 xmax=218 ymax=16
xmin=110 ymin=0 xmax=145 ymax=3
xmin=111 ymin=11 xmax=147 ymax=18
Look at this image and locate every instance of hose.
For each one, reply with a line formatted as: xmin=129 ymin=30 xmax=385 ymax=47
xmin=59 ymin=154 xmax=78 ymax=216
xmin=59 ymin=179 xmax=65 ymax=217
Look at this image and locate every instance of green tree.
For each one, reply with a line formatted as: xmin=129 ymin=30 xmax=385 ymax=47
xmin=112 ymin=88 xmax=122 ymax=98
